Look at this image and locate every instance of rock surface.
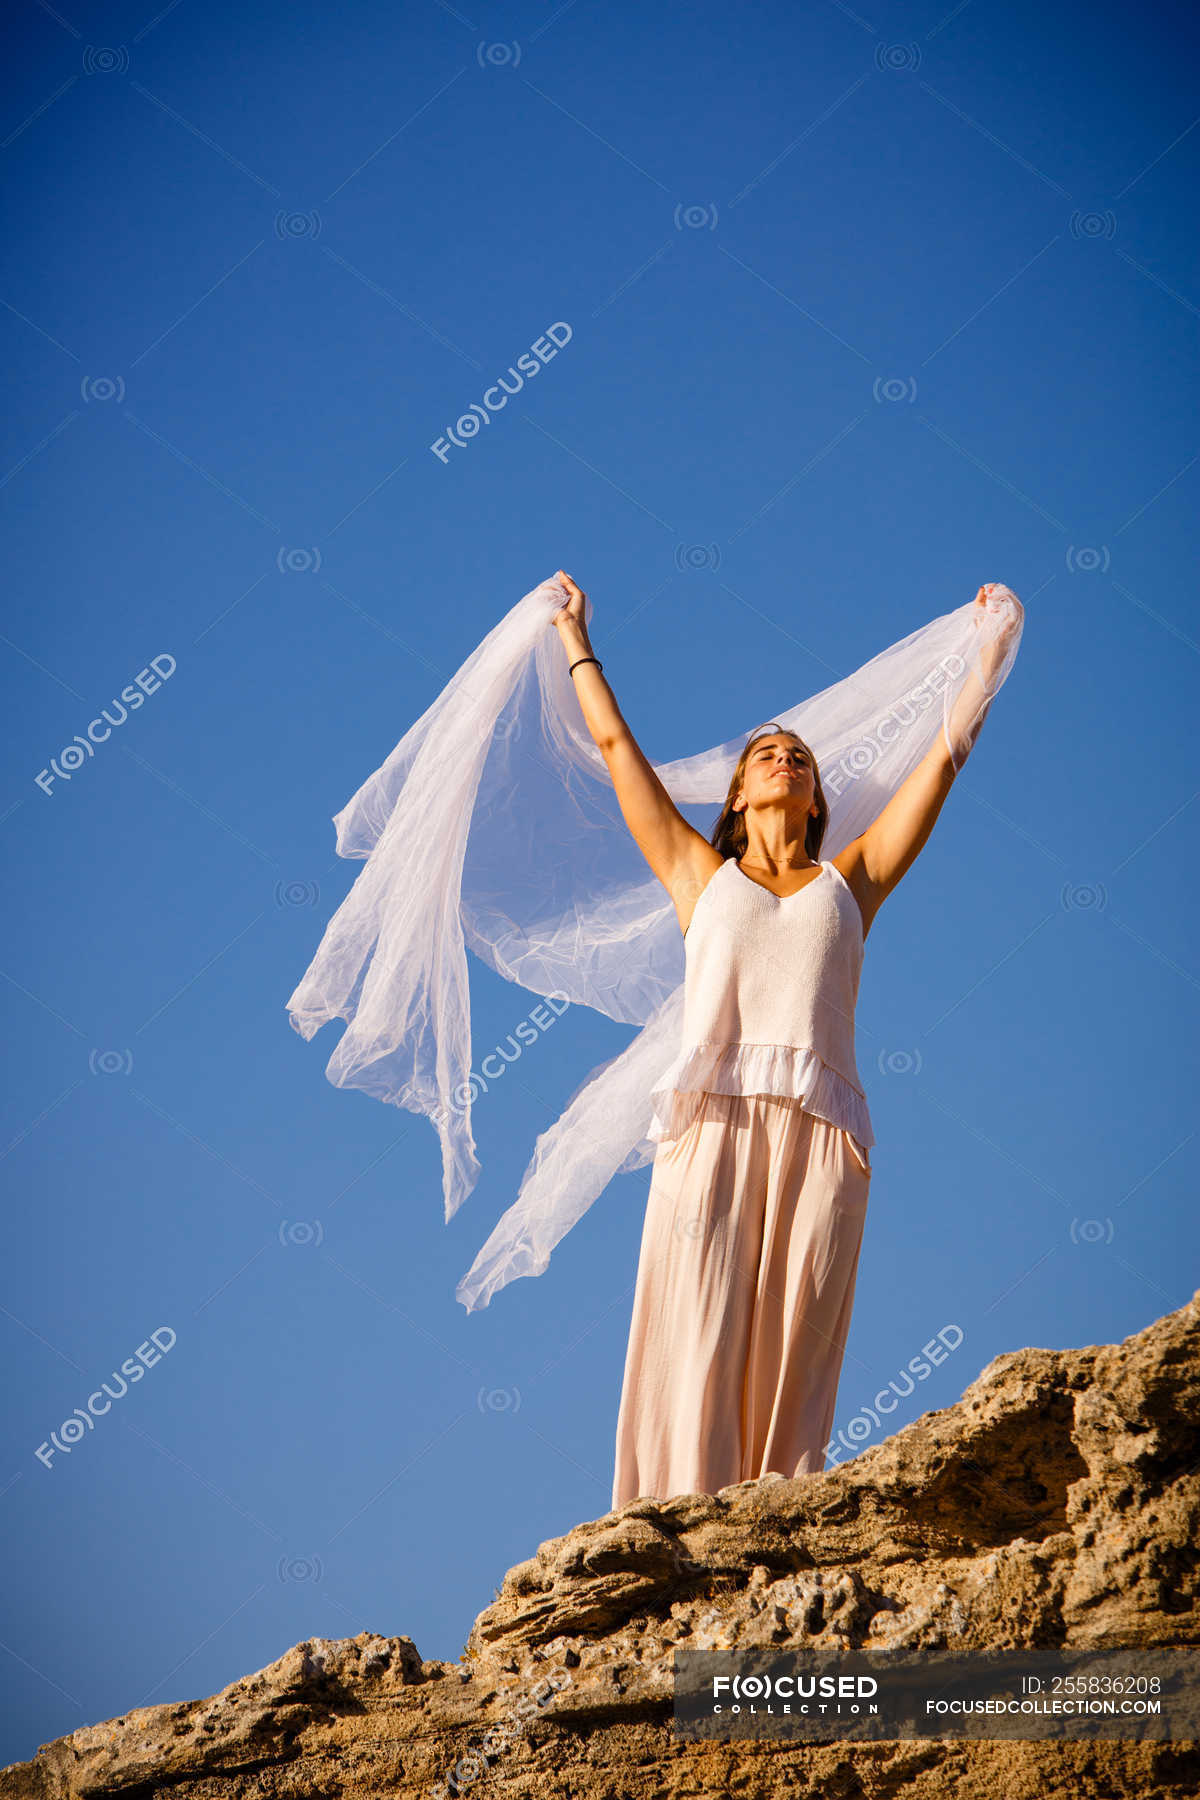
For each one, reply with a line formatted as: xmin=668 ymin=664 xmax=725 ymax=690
xmin=4 ymin=1293 xmax=1198 ymax=1799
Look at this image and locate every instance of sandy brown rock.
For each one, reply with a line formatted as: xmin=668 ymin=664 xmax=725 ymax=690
xmin=4 ymin=1293 xmax=1198 ymax=1799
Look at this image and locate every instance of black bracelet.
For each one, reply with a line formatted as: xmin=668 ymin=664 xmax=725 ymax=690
xmin=568 ymin=656 xmax=603 ymax=677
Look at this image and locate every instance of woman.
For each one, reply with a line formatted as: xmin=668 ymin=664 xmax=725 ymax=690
xmin=287 ymin=568 xmax=1023 ymax=1332
xmin=548 ymin=570 xmax=1022 ymax=1508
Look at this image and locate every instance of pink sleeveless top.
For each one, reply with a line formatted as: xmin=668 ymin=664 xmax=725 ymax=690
xmin=647 ymin=857 xmax=874 ymax=1154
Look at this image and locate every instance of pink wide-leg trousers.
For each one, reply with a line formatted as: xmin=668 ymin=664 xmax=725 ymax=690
xmin=611 ymin=1090 xmax=872 ymax=1510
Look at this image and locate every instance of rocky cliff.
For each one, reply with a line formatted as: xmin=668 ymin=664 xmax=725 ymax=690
xmin=4 ymin=1293 xmax=1198 ymax=1800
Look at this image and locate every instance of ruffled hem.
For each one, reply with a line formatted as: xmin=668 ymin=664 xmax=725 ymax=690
xmin=648 ymin=1038 xmax=874 ymax=1151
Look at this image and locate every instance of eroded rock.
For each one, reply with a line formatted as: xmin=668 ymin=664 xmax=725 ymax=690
xmin=3 ymin=1293 xmax=1198 ymax=1800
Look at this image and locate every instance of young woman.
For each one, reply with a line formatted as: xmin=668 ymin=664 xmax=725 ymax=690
xmin=548 ymin=569 xmax=1022 ymax=1509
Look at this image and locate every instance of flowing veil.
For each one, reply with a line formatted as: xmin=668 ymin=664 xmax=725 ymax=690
xmin=286 ymin=574 xmax=1023 ymax=1311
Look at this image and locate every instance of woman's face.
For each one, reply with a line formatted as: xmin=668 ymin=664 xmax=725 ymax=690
xmin=735 ymin=735 xmax=816 ymax=816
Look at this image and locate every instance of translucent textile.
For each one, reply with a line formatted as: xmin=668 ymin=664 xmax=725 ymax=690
xmin=285 ymin=574 xmax=1023 ymax=1311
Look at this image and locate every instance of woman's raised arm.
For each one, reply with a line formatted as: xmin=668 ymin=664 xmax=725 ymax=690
xmin=552 ymin=572 xmax=720 ymax=929
xmin=835 ymin=584 xmax=1024 ymax=933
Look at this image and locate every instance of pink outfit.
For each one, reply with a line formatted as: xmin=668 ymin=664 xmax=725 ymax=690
xmin=612 ymin=858 xmax=874 ymax=1509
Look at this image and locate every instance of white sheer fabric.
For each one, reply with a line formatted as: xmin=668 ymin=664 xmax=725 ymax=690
xmin=285 ymin=574 xmax=1023 ymax=1311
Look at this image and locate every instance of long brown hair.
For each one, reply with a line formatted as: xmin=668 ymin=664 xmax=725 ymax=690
xmin=709 ymin=723 xmax=829 ymax=863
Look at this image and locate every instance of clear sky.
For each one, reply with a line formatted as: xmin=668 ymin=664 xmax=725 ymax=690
xmin=4 ymin=0 xmax=1197 ymax=1768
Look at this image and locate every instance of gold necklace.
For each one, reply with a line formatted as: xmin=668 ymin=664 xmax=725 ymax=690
xmin=739 ymin=857 xmax=819 ymax=872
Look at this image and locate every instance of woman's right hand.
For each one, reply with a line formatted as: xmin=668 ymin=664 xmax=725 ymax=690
xmin=552 ymin=570 xmax=588 ymax=631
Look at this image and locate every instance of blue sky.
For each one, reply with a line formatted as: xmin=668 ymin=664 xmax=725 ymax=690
xmin=3 ymin=0 xmax=1197 ymax=1767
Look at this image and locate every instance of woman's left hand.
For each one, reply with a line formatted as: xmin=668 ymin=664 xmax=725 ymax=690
xmin=973 ymin=583 xmax=1024 ymax=632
